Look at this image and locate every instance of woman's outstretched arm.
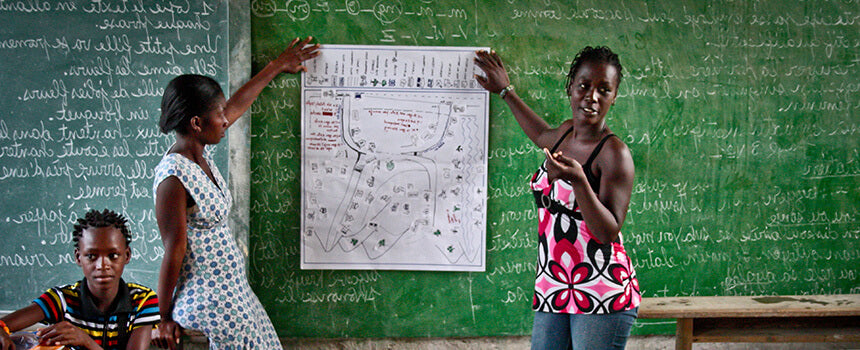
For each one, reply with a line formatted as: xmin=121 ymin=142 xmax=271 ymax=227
xmin=474 ymin=50 xmax=558 ymax=149
xmin=225 ymin=37 xmax=321 ymax=127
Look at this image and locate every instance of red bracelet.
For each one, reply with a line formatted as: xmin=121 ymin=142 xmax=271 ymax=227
xmin=0 ymin=320 xmax=9 ymax=335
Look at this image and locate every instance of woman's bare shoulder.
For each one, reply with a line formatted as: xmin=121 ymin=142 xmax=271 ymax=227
xmin=534 ymin=123 xmax=573 ymax=150
xmin=601 ymin=136 xmax=633 ymax=174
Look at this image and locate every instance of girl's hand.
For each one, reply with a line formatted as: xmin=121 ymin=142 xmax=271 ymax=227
xmin=272 ymin=36 xmax=321 ymax=74
xmin=544 ymin=148 xmax=585 ymax=184
xmin=473 ymin=50 xmax=511 ymax=94
xmin=37 ymin=321 xmax=99 ymax=349
xmin=151 ymin=320 xmax=183 ymax=350
xmin=0 ymin=331 xmax=13 ymax=350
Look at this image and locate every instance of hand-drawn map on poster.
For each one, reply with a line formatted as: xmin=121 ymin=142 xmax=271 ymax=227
xmin=300 ymin=45 xmax=489 ymax=271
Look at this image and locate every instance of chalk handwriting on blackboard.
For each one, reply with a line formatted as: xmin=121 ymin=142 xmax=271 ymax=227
xmin=248 ymin=0 xmax=860 ymax=337
xmin=0 ymin=0 xmax=228 ymax=309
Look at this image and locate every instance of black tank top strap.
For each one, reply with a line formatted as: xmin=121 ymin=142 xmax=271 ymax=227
xmin=583 ymin=134 xmax=617 ymax=168
xmin=549 ymin=126 xmax=575 ymax=153
xmin=582 ymin=134 xmax=616 ymax=193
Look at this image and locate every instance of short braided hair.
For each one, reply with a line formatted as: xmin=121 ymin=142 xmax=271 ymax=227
xmin=72 ymin=209 xmax=131 ymax=248
xmin=566 ymin=46 xmax=623 ymax=95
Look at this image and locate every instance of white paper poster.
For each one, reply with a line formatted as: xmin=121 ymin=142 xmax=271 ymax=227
xmin=300 ymin=45 xmax=489 ymax=271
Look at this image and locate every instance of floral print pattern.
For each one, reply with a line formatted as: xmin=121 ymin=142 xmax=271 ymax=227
xmin=154 ymin=150 xmax=282 ymax=349
xmin=530 ymin=162 xmax=640 ymax=314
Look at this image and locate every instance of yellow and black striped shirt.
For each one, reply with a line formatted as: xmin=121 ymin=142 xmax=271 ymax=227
xmin=34 ymin=279 xmax=159 ymax=350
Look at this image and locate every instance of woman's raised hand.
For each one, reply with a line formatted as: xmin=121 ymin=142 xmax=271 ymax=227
xmin=273 ymin=36 xmax=321 ymax=74
xmin=473 ymin=50 xmax=511 ymax=94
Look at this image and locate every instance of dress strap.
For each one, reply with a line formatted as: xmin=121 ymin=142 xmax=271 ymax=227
xmin=583 ymin=134 xmax=617 ymax=168
xmin=549 ymin=126 xmax=575 ymax=153
xmin=582 ymin=134 xmax=617 ymax=194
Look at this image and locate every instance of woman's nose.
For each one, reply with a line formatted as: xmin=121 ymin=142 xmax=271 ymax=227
xmin=588 ymin=88 xmax=599 ymax=102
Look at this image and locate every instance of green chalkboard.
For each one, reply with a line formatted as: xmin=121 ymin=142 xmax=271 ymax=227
xmin=249 ymin=0 xmax=860 ymax=338
xmin=0 ymin=1 xmax=230 ymax=310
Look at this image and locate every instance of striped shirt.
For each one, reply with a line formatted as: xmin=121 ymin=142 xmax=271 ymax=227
xmin=33 ymin=279 xmax=160 ymax=350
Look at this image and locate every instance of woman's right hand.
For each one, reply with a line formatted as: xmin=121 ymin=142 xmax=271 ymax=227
xmin=151 ymin=319 xmax=183 ymax=350
xmin=473 ymin=50 xmax=512 ymax=94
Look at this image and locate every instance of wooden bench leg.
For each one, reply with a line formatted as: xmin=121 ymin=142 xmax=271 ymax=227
xmin=675 ymin=318 xmax=693 ymax=350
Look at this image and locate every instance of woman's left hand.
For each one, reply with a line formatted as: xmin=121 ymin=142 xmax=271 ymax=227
xmin=151 ymin=319 xmax=183 ymax=350
xmin=272 ymin=36 xmax=321 ymax=74
xmin=543 ymin=148 xmax=585 ymax=184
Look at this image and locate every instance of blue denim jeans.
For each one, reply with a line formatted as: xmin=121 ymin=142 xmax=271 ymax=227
xmin=530 ymin=308 xmax=638 ymax=350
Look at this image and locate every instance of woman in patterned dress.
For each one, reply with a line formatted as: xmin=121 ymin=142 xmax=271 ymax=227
xmin=474 ymin=47 xmax=640 ymax=350
xmin=151 ymin=38 xmax=319 ymax=350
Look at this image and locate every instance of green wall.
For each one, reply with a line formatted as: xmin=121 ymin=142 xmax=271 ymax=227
xmin=244 ymin=0 xmax=860 ymax=338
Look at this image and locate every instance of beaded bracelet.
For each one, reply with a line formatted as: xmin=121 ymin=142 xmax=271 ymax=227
xmin=0 ymin=320 xmax=9 ymax=335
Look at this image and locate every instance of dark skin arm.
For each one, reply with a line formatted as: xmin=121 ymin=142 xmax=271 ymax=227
xmin=125 ymin=325 xmax=153 ymax=350
xmin=474 ymin=49 xmax=634 ymax=244
xmin=37 ymin=321 xmax=101 ymax=349
xmin=152 ymin=39 xmax=320 ymax=349
xmin=2 ymin=300 xmax=148 ymax=350
xmin=225 ymin=36 xmax=320 ymax=127
xmin=544 ymin=137 xmax=635 ymax=244
xmin=474 ymin=50 xmax=561 ymax=149
xmin=152 ymin=176 xmax=187 ymax=350
xmin=1 ymin=304 xmax=45 ymax=350
xmin=1 ymin=304 xmax=110 ymax=350
xmin=35 ymin=315 xmax=151 ymax=350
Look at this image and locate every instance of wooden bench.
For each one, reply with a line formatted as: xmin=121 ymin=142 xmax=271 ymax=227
xmin=181 ymin=329 xmax=208 ymax=344
xmin=638 ymin=294 xmax=860 ymax=350
xmin=146 ymin=330 xmax=208 ymax=349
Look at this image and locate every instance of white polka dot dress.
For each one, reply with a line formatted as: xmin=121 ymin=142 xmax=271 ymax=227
xmin=154 ymin=150 xmax=282 ymax=349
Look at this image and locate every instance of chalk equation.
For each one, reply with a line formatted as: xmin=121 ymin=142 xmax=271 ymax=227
xmin=300 ymin=45 xmax=489 ymax=271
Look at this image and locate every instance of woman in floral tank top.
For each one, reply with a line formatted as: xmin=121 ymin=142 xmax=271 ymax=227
xmin=475 ymin=47 xmax=640 ymax=349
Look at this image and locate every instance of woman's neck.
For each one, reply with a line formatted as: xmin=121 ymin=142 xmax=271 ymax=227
xmin=568 ymin=120 xmax=609 ymax=142
xmin=170 ymin=135 xmax=206 ymax=163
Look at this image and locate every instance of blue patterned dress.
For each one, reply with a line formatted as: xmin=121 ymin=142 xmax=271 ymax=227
xmin=153 ymin=150 xmax=282 ymax=349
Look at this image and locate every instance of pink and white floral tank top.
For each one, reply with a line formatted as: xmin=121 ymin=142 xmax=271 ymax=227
xmin=530 ymin=132 xmax=641 ymax=314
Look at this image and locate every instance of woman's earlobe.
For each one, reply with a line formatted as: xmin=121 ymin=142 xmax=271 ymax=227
xmin=190 ymin=116 xmax=202 ymax=132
